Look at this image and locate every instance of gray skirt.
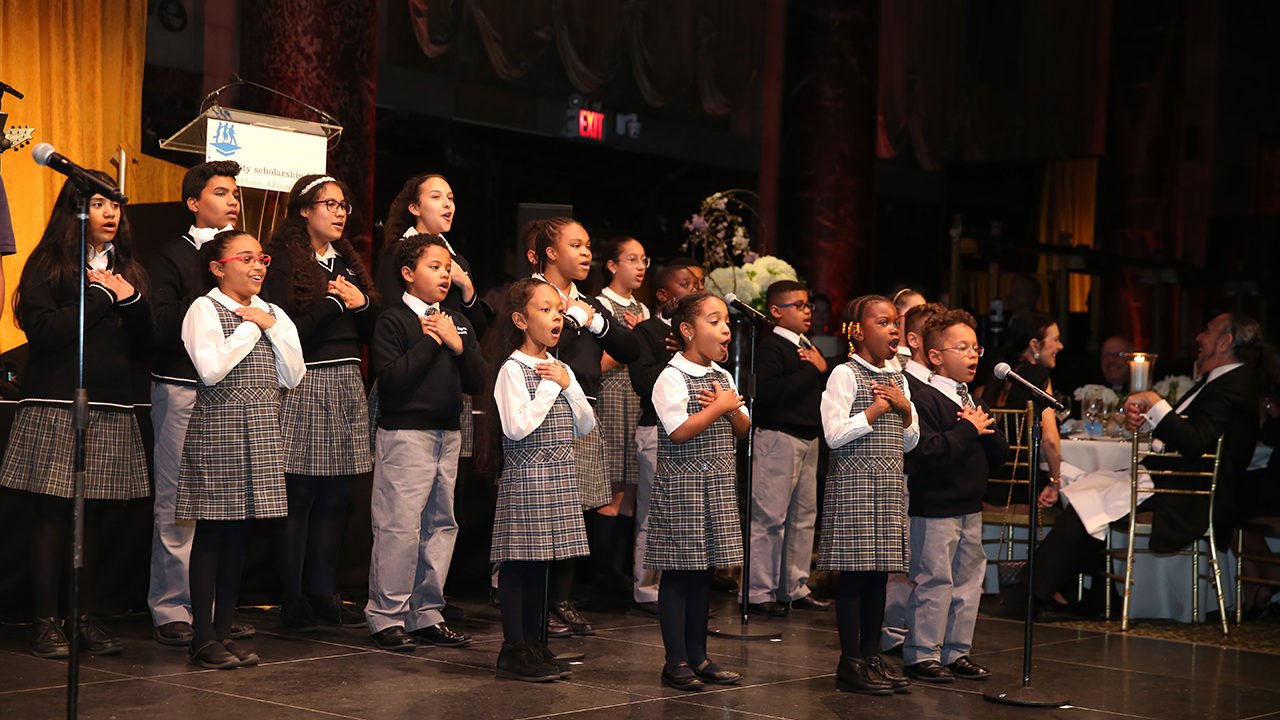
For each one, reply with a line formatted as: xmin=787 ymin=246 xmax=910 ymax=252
xmin=574 ymin=424 xmax=611 ymax=510
xmin=490 ymin=450 xmax=590 ymax=562
xmin=0 ymin=404 xmax=148 ymax=500
xmin=597 ymin=367 xmax=640 ymax=485
xmin=280 ymin=363 xmax=372 ymax=475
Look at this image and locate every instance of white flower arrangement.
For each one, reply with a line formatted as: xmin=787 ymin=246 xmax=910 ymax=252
xmin=1073 ymin=384 xmax=1119 ymax=410
xmin=703 ymin=256 xmax=799 ymax=313
xmin=1153 ymin=374 xmax=1196 ymax=405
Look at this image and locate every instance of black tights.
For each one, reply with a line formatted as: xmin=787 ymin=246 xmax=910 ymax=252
xmin=658 ymin=569 xmax=712 ymax=667
xmin=498 ymin=560 xmax=548 ymax=646
xmin=836 ymin=571 xmax=888 ymax=658
xmin=549 ymin=557 xmax=574 ymax=605
xmin=275 ymin=473 xmax=353 ymax=598
xmin=30 ymin=493 xmax=106 ymax=619
xmin=190 ymin=519 xmax=251 ymax=647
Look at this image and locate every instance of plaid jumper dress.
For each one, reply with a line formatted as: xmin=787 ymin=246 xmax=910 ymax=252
xmin=644 ymin=365 xmax=744 ymax=571
xmin=176 ymin=301 xmax=289 ymax=521
xmin=596 ymin=294 xmax=645 ymax=486
xmin=816 ymin=361 xmax=909 ymax=572
xmin=490 ymin=359 xmax=590 ymax=562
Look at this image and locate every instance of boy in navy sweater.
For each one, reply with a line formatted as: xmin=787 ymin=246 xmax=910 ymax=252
xmin=366 ymin=234 xmax=485 ymax=651
xmin=745 ymin=281 xmax=830 ymax=615
xmin=903 ymin=310 xmax=1007 ymax=683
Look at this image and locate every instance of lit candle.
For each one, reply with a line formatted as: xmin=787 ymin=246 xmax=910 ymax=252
xmin=1129 ymin=353 xmax=1152 ymax=392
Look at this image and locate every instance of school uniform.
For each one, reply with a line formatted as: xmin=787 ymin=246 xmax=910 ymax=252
xmin=903 ymin=375 xmax=1007 ymax=667
xmin=490 ymin=351 xmax=595 ymax=563
xmin=1 ymin=249 xmax=151 ymax=498
xmin=595 ymin=287 xmax=650 ymax=489
xmin=146 ymin=225 xmax=228 ymax=627
xmin=627 ymin=312 xmax=675 ymax=603
xmin=817 ymin=356 xmax=920 ymax=572
xmin=365 ymin=292 xmax=484 ymax=634
xmin=176 ymin=289 xmax=306 ymax=521
xmin=746 ymin=326 xmax=826 ymax=604
xmin=882 ymin=358 xmax=932 ymax=650
xmin=532 ymin=274 xmax=641 ymax=510
xmin=645 ymin=353 xmax=745 ymax=571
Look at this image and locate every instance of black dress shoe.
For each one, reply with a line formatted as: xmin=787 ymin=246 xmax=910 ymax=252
xmin=533 ymin=643 xmax=573 ymax=678
xmin=946 ymin=655 xmax=992 ymax=680
xmin=309 ymin=593 xmax=366 ymax=627
xmin=661 ymin=662 xmax=704 ymax=691
xmin=903 ymin=659 xmax=954 ymax=683
xmin=220 ymin=639 xmax=260 ymax=667
xmin=189 ymin=640 xmax=239 ymax=669
xmin=746 ymin=601 xmax=789 ymax=617
xmin=370 ymin=626 xmax=417 ymax=652
xmin=496 ymin=643 xmax=559 ymax=683
xmin=30 ymin=617 xmax=70 ymax=659
xmin=790 ymin=595 xmax=831 ymax=611
xmin=547 ymin=614 xmax=572 ymax=638
xmin=552 ymin=601 xmax=595 ymax=635
xmin=692 ymin=659 xmax=742 ymax=685
xmin=410 ymin=622 xmax=471 ymax=647
xmin=154 ymin=621 xmax=193 ymax=647
xmin=632 ymin=601 xmax=660 ymax=617
xmin=882 ymin=642 xmax=904 ymax=656
xmin=865 ymin=655 xmax=911 ymax=693
xmin=77 ymin=615 xmax=122 ymax=656
xmin=835 ymin=656 xmax=893 ymax=695
xmin=280 ymin=595 xmax=318 ymax=632
xmin=229 ymin=621 xmax=255 ymax=639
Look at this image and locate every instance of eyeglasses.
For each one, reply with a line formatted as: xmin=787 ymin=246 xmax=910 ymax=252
xmin=312 ymin=199 xmax=353 ymax=215
xmin=940 ymin=344 xmax=984 ymax=357
xmin=619 ymin=255 xmax=650 ymax=267
xmin=216 ymin=253 xmax=272 ymax=267
xmin=776 ymin=301 xmax=814 ymax=311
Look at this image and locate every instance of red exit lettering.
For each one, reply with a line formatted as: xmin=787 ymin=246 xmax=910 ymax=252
xmin=578 ymin=109 xmax=605 ymax=140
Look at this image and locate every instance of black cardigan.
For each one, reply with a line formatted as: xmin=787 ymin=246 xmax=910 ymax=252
xmin=375 ymin=237 xmax=487 ymax=339
xmin=907 ymin=380 xmax=1009 ymax=518
xmin=262 ymin=249 xmax=376 ymax=365
xmin=753 ymin=330 xmax=826 ymax=441
xmin=554 ymin=294 xmax=641 ymax=403
xmin=628 ymin=314 xmax=676 ymax=427
xmin=370 ymin=303 xmax=485 ymax=430
xmin=148 ymin=233 xmax=204 ymax=385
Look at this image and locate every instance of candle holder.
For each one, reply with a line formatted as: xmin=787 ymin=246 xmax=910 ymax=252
xmin=1124 ymin=352 xmax=1158 ymax=393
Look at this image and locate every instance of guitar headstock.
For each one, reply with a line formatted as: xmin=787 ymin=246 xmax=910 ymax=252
xmin=2 ymin=125 xmax=34 ymax=153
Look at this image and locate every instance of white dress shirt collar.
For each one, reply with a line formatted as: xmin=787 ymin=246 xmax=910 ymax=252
xmin=928 ymin=372 xmax=970 ymax=408
xmin=600 ymin=286 xmax=635 ymax=307
xmin=401 ymin=291 xmax=440 ymax=318
xmin=772 ymin=325 xmax=809 ymax=348
xmin=87 ymin=242 xmax=113 ymax=271
xmin=850 ymin=353 xmax=896 ymax=374
xmin=188 ymin=224 xmax=236 ymax=250
xmin=903 ymin=358 xmax=933 ymax=384
xmin=1176 ymin=362 xmax=1245 ymax=412
xmin=207 ymin=287 xmax=270 ymax=312
xmin=510 ymin=349 xmax=551 ymax=368
xmin=669 ymin=351 xmax=727 ymax=378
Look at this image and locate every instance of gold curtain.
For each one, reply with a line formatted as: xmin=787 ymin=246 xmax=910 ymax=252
xmin=1037 ymin=158 xmax=1097 ymax=313
xmin=0 ymin=0 xmax=185 ymax=351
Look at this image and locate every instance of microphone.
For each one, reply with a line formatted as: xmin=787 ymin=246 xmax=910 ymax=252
xmin=994 ymin=362 xmax=1065 ymax=412
xmin=723 ymin=293 xmax=769 ymax=323
xmin=32 ymin=143 xmax=128 ymax=203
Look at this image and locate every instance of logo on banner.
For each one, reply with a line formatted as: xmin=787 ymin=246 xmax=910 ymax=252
xmin=209 ymin=122 xmax=241 ymax=156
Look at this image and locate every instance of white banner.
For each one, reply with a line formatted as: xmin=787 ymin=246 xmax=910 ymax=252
xmin=205 ymin=120 xmax=326 ymax=192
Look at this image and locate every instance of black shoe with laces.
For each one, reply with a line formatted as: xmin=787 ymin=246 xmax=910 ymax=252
xmin=77 ymin=615 xmax=122 ymax=656
xmin=552 ymin=601 xmax=595 ymax=635
xmin=30 ymin=617 xmax=70 ymax=659
xmin=496 ymin=643 xmax=560 ymax=682
xmin=835 ymin=656 xmax=893 ymax=695
xmin=865 ymin=655 xmax=911 ymax=692
xmin=154 ymin=621 xmax=193 ymax=646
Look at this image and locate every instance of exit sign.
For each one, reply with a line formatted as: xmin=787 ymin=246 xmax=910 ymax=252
xmin=577 ymin=109 xmax=606 ymax=140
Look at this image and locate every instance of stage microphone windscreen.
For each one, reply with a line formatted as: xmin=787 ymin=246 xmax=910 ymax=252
xmin=993 ymin=362 xmax=1065 ymax=411
xmin=31 ymin=143 xmax=128 ymax=203
xmin=993 ymin=362 xmax=1012 ymax=380
xmin=723 ymin=293 xmax=769 ymax=323
xmin=31 ymin=142 xmax=55 ymax=166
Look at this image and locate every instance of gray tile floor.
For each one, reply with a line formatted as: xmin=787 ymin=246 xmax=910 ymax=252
xmin=2 ymin=595 xmax=1279 ymax=720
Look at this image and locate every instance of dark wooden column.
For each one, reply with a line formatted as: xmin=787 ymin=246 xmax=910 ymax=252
xmin=779 ymin=0 xmax=880 ymax=316
xmin=240 ymin=0 xmax=378 ymax=261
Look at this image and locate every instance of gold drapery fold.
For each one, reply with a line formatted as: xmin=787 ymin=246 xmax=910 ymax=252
xmin=1037 ymin=158 xmax=1097 ymax=313
xmin=0 ymin=0 xmax=185 ymax=350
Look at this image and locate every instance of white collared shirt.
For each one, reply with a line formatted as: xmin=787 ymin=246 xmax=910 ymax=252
xmin=401 ymin=291 xmax=441 ymax=318
xmin=928 ymin=373 xmax=974 ymax=409
xmin=599 ymin=287 xmax=652 ymax=322
xmin=772 ymin=325 xmax=810 ymax=349
xmin=188 ymin=224 xmax=236 ymax=250
xmin=494 ymin=349 xmax=594 ymax=441
xmin=316 ymin=242 xmax=337 ymax=267
xmin=1145 ymin=362 xmax=1245 ymax=428
xmin=532 ymin=273 xmax=606 ymax=335
xmin=820 ymin=354 xmax=920 ymax=451
xmin=87 ymin=242 xmax=113 ymax=271
xmin=652 ymin=352 xmax=748 ymax=437
xmin=902 ymin=358 xmax=932 ymax=385
xmin=181 ymin=288 xmax=306 ymax=388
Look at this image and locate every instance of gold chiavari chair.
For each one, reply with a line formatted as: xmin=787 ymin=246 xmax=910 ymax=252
xmin=1234 ymin=517 xmax=1280 ymax=625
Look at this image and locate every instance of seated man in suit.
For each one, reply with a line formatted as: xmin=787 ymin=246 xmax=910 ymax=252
xmin=1033 ymin=313 xmax=1263 ymax=612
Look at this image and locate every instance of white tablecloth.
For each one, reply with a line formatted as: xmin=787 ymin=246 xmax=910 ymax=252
xmin=1060 ymin=437 xmax=1132 ymax=474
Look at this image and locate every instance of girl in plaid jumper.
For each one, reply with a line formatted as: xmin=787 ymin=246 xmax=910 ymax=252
xmin=646 ymin=292 xmax=749 ymax=691
xmin=179 ymin=230 xmax=305 ymax=669
xmin=487 ymin=278 xmax=595 ymax=682
xmin=818 ymin=295 xmax=918 ymax=695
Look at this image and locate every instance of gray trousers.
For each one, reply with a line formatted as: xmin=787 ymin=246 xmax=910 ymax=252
xmin=745 ymin=429 xmax=818 ymax=603
xmin=366 ymin=428 xmax=461 ymax=633
xmin=904 ymin=512 xmax=986 ymax=665
xmin=632 ymin=424 xmax=660 ymax=603
xmin=882 ymin=482 xmax=913 ymax=650
xmin=147 ymin=382 xmax=197 ymax=626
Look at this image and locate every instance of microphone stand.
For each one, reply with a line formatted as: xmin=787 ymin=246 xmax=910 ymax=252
xmin=984 ymin=398 xmax=1068 ymax=708
xmin=65 ymin=187 xmax=91 ymax=720
xmin=710 ymin=311 xmax=781 ymax=641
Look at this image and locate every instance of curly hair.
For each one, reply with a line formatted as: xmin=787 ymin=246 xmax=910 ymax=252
xmin=12 ymin=173 xmax=149 ymax=327
xmin=264 ymin=174 xmax=377 ymax=311
xmin=392 ymin=232 xmax=450 ymax=290
xmin=382 ymin=173 xmax=447 ymax=251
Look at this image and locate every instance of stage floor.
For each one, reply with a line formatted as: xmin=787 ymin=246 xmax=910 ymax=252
xmin=2 ymin=594 xmax=1278 ymax=720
